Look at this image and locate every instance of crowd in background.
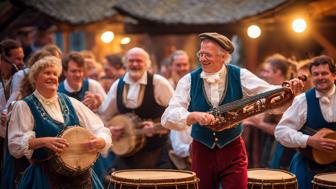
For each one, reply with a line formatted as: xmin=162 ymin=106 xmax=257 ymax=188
xmin=0 ymin=28 xmax=335 ymax=189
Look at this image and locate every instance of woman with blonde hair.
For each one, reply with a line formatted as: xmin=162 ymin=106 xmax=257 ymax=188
xmin=7 ymin=56 xmax=111 ymax=189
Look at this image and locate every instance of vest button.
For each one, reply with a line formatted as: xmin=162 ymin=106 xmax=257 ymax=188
xmin=214 ymin=137 xmax=218 ymax=142
xmin=213 ymin=132 xmax=216 ymax=136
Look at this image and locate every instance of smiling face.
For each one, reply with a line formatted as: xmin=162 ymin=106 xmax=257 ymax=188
xmin=35 ymin=65 xmax=59 ymax=98
xmin=64 ymin=60 xmax=85 ymax=91
xmin=125 ymin=48 xmax=149 ymax=81
xmin=171 ymin=54 xmax=190 ymax=78
xmin=198 ymin=40 xmax=228 ymax=73
xmin=311 ymin=64 xmax=336 ymax=94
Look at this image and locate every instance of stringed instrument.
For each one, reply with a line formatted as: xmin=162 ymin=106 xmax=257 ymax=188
xmin=106 ymin=113 xmax=168 ymax=156
xmin=206 ymin=75 xmax=307 ymax=132
xmin=300 ymin=127 xmax=336 ymax=165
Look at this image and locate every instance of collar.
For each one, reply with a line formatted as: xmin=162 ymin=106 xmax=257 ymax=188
xmin=200 ymin=65 xmax=226 ymax=83
xmin=64 ymin=79 xmax=81 ymax=92
xmin=124 ymin=71 xmax=147 ymax=85
xmin=33 ymin=90 xmax=58 ymax=105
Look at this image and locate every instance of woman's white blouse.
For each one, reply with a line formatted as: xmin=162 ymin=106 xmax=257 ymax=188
xmin=8 ymin=90 xmax=112 ymax=159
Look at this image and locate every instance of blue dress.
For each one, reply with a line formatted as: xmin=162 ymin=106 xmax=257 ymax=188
xmin=0 ymin=144 xmax=16 ymax=189
xmin=93 ymin=150 xmax=115 ymax=186
xmin=59 ymin=79 xmax=114 ymax=185
xmin=1 ymin=113 xmax=30 ymax=189
xmin=17 ymin=93 xmax=104 ymax=189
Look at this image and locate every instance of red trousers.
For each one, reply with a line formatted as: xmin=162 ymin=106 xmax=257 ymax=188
xmin=191 ymin=137 xmax=248 ymax=189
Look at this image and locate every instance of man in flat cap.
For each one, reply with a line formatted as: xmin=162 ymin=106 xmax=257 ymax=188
xmin=161 ymin=32 xmax=304 ymax=189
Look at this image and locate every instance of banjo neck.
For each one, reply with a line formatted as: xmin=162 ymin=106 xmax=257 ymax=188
xmin=135 ymin=122 xmax=167 ymax=135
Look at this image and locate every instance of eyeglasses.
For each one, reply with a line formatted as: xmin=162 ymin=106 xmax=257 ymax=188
xmin=196 ymin=51 xmax=213 ymax=59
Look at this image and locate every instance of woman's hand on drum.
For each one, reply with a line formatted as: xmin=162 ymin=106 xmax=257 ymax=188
xmin=85 ymin=137 xmax=106 ymax=153
xmin=29 ymin=137 xmax=69 ymax=154
xmin=186 ymin=112 xmax=215 ymax=126
xmin=109 ymin=126 xmax=125 ymax=142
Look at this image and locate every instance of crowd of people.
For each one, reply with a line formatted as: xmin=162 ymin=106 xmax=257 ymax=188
xmin=0 ymin=30 xmax=335 ymax=189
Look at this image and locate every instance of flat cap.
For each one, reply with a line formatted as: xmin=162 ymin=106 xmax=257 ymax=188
xmin=199 ymin=32 xmax=234 ymax=54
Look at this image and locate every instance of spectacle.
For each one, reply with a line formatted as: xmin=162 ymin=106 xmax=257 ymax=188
xmin=196 ymin=51 xmax=213 ymax=59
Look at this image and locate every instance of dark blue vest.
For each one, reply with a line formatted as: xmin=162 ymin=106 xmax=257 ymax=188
xmin=189 ymin=65 xmax=243 ymax=149
xmin=116 ymin=73 xmax=165 ymax=119
xmin=306 ymin=88 xmax=336 ymax=130
xmin=58 ymin=79 xmax=89 ymax=101
xmin=116 ymin=73 xmax=167 ymax=150
xmin=23 ymin=93 xmax=80 ymax=160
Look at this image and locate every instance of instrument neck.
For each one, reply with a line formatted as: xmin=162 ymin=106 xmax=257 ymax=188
xmin=300 ymin=124 xmax=317 ymax=136
xmin=135 ymin=123 xmax=165 ymax=135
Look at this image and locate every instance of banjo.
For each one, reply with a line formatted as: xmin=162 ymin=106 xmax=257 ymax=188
xmin=299 ymin=127 xmax=336 ymax=165
xmin=106 ymin=113 xmax=168 ymax=156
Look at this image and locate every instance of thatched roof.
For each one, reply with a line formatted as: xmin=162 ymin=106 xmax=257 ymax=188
xmin=12 ymin=0 xmax=118 ymax=25
xmin=10 ymin=0 xmax=291 ymax=25
xmin=114 ymin=0 xmax=289 ymax=25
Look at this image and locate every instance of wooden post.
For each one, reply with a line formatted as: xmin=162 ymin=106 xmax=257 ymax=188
xmin=243 ymin=36 xmax=259 ymax=73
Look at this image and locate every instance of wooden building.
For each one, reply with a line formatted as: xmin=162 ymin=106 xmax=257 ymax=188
xmin=0 ymin=0 xmax=335 ymax=72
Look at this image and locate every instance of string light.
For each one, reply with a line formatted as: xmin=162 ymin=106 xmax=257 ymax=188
xmin=292 ymin=18 xmax=307 ymax=33
xmin=120 ymin=37 xmax=131 ymax=45
xmin=101 ymin=31 xmax=114 ymax=43
xmin=247 ymin=25 xmax=261 ymax=39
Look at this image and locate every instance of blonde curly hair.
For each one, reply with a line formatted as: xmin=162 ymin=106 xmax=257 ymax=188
xmin=28 ymin=56 xmax=62 ymax=86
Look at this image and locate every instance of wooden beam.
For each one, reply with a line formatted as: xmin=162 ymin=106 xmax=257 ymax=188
xmin=308 ymin=0 xmax=336 ymax=19
xmin=311 ymin=29 xmax=336 ymax=59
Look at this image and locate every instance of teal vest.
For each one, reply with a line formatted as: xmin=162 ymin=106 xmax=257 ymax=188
xmin=58 ymin=79 xmax=89 ymax=101
xmin=23 ymin=93 xmax=80 ymax=160
xmin=189 ymin=65 xmax=243 ymax=148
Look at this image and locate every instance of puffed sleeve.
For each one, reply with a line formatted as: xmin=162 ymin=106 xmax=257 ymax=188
xmin=70 ymin=98 xmax=112 ymax=155
xmin=8 ymin=100 xmax=36 ymax=159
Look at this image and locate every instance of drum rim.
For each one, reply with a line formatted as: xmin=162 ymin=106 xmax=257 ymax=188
xmin=313 ymin=172 xmax=336 ymax=187
xmin=56 ymin=126 xmax=99 ymax=174
xmin=247 ymin=168 xmax=297 ymax=183
xmin=111 ymin=169 xmax=199 ymax=185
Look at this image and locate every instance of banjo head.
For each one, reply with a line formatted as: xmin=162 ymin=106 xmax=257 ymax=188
xmin=312 ymin=131 xmax=336 ymax=165
xmin=107 ymin=113 xmax=145 ymax=156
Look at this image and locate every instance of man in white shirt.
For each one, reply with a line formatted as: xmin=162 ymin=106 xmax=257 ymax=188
xmin=0 ymin=39 xmax=25 ymax=130
xmin=99 ymin=47 xmax=174 ymax=170
xmin=161 ymin=32 xmax=303 ymax=189
xmin=58 ymin=52 xmax=106 ymax=111
xmin=275 ymin=55 xmax=336 ymax=189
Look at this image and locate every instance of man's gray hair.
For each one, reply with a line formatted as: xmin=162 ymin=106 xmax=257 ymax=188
xmin=123 ymin=47 xmax=151 ymax=68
